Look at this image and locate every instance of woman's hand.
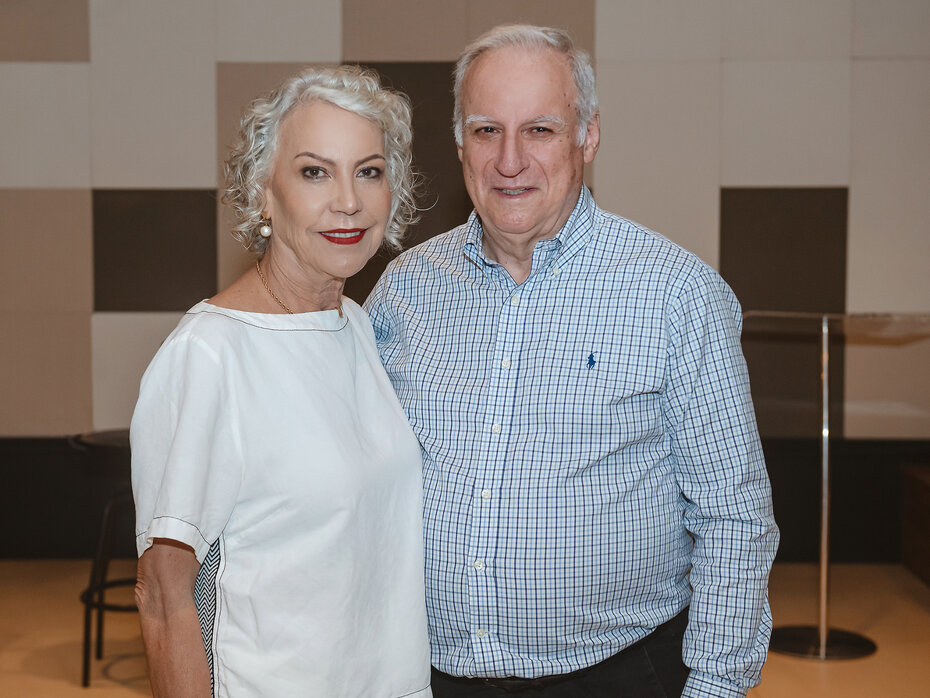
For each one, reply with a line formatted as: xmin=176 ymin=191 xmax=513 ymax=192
xmin=136 ymin=539 xmax=210 ymax=697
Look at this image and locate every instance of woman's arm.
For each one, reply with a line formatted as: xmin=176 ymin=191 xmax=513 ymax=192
xmin=135 ymin=538 xmax=211 ymax=698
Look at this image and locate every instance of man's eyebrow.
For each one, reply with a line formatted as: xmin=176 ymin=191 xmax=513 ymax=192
xmin=528 ymin=115 xmax=566 ymax=128
xmin=463 ymin=114 xmax=567 ymax=128
xmin=463 ymin=114 xmax=496 ymax=128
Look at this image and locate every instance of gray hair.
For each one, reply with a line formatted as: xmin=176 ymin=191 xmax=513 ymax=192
xmin=452 ymin=24 xmax=598 ymax=147
xmin=224 ymin=65 xmax=417 ymax=255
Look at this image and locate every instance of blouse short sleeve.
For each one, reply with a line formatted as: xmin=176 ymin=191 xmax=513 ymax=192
xmin=131 ymin=323 xmax=244 ymax=563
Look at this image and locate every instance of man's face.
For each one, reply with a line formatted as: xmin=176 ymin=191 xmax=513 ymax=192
xmin=458 ymin=46 xmax=599 ymax=253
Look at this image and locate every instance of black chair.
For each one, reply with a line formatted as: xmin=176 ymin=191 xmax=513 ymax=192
xmin=69 ymin=429 xmax=138 ymax=687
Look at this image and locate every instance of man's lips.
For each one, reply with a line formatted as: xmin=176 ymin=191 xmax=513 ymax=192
xmin=495 ymin=187 xmax=533 ymax=196
xmin=319 ymin=228 xmax=366 ymax=245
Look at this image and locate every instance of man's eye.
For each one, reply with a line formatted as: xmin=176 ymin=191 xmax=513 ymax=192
xmin=474 ymin=126 xmax=496 ymax=134
xmin=530 ymin=126 xmax=553 ymax=134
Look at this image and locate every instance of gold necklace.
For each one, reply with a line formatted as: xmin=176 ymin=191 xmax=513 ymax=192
xmin=254 ymin=260 xmax=344 ymax=317
xmin=255 ymin=260 xmax=293 ymax=314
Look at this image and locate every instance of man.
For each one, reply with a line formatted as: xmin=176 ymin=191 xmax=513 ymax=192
xmin=366 ymin=24 xmax=779 ymax=698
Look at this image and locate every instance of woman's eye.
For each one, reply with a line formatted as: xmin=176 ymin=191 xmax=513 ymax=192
xmin=302 ymin=166 xmax=325 ymax=179
xmin=358 ymin=166 xmax=383 ymax=179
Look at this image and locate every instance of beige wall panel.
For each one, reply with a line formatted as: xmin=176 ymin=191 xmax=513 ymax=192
xmin=342 ymin=0 xmax=468 ymax=61
xmin=0 ymin=0 xmax=89 ymax=62
xmin=853 ymin=0 xmax=930 ymax=58
xmin=216 ymin=62 xmax=312 ymax=289
xmin=0 ymin=189 xmax=92 ymax=313
xmin=721 ymin=61 xmax=851 ymax=186
xmin=90 ymin=1 xmax=216 ymax=188
xmin=845 ymin=339 xmax=930 ymax=438
xmin=466 ymin=0 xmax=594 ymax=54
xmin=593 ymin=61 xmax=721 ymax=268
xmin=91 ymin=312 xmax=184 ymax=430
xmin=722 ymin=0 xmax=852 ymax=59
xmin=0 ymin=312 xmax=92 ymax=436
xmin=0 ymin=64 xmax=90 ymax=188
xmin=847 ymin=60 xmax=930 ymax=313
xmin=217 ymin=0 xmax=340 ymax=62
xmin=596 ymin=0 xmax=721 ymax=61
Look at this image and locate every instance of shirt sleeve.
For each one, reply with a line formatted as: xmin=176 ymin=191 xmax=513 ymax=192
xmin=663 ymin=266 xmax=780 ymax=698
xmin=130 ymin=328 xmax=244 ymax=563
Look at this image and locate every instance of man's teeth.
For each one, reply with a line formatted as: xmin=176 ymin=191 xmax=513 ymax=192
xmin=501 ymin=188 xmax=528 ymax=195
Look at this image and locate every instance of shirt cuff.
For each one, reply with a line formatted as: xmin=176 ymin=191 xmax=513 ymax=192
xmin=682 ymin=670 xmax=749 ymax=698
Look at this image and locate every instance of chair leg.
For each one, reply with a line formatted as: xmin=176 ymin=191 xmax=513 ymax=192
xmin=82 ymin=592 xmax=93 ymax=687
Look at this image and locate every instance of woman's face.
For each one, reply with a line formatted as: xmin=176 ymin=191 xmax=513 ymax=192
xmin=263 ymin=101 xmax=391 ymax=286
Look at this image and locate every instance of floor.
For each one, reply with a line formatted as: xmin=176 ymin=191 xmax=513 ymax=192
xmin=0 ymin=561 xmax=927 ymax=697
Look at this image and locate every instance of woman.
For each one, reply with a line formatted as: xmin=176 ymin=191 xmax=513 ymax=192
xmin=131 ymin=66 xmax=430 ymax=697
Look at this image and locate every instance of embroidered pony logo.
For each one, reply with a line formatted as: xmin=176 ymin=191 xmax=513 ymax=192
xmin=587 ymin=352 xmax=596 ymax=370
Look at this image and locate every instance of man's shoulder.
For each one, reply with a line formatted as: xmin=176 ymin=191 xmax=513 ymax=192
xmin=592 ymin=205 xmax=715 ymax=279
xmin=383 ymin=223 xmax=471 ymax=278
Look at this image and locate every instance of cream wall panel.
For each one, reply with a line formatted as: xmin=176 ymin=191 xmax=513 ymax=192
xmin=722 ymin=0 xmax=852 ymax=59
xmin=845 ymin=339 xmax=930 ymax=438
xmin=845 ymin=59 xmax=930 ymax=438
xmin=0 ymin=64 xmax=90 ymax=188
xmin=0 ymin=189 xmax=92 ymax=313
xmin=90 ymin=1 xmax=216 ymax=188
xmin=853 ymin=0 xmax=930 ymax=58
xmin=217 ymin=0 xmax=340 ymax=62
xmin=596 ymin=0 xmax=721 ymax=61
xmin=342 ymin=0 xmax=468 ymax=61
xmin=593 ymin=61 xmax=721 ymax=268
xmin=91 ymin=312 xmax=184 ymax=430
xmin=467 ymin=0 xmax=595 ymax=54
xmin=721 ymin=61 xmax=851 ymax=186
xmin=847 ymin=60 xmax=930 ymax=313
xmin=0 ymin=312 xmax=92 ymax=436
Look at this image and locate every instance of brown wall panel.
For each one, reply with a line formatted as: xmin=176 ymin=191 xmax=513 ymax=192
xmin=720 ymin=188 xmax=848 ymax=437
xmin=0 ymin=312 xmax=92 ymax=436
xmin=0 ymin=189 xmax=92 ymax=313
xmin=0 ymin=0 xmax=89 ymax=62
xmin=341 ymin=61 xmax=472 ymax=304
xmin=94 ymin=190 xmax=217 ymax=312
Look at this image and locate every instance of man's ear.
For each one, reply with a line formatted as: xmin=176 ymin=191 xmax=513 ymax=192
xmin=583 ymin=111 xmax=600 ymax=164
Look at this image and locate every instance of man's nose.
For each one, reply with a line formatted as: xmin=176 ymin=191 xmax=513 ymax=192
xmin=494 ymin=133 xmax=527 ymax=177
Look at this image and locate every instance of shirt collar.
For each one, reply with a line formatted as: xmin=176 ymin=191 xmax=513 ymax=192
xmin=462 ymin=185 xmax=596 ymax=274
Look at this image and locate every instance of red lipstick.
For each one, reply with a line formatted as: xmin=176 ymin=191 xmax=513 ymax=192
xmin=319 ymin=228 xmax=366 ymax=245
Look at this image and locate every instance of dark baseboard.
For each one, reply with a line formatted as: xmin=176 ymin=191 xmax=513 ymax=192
xmin=1 ymin=437 xmax=136 ymax=558
xmin=2 ymin=436 xmax=928 ymax=562
xmin=763 ymin=437 xmax=930 ymax=563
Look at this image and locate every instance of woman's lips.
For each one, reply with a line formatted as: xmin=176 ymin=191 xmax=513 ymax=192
xmin=319 ymin=228 xmax=366 ymax=245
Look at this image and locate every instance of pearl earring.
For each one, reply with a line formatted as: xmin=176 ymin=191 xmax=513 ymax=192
xmin=259 ymin=220 xmax=272 ymax=238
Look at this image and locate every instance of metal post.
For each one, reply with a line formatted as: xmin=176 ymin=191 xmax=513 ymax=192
xmin=818 ymin=315 xmax=830 ymax=659
xmin=768 ymin=313 xmax=876 ymax=660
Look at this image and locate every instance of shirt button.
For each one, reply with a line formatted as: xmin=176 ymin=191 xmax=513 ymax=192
xmin=481 ymin=489 xmax=492 ymax=500
xmin=473 ymin=559 xmax=486 ymax=571
xmin=491 ymin=423 xmax=501 ymax=434
xmin=511 ymin=294 xmax=520 ymax=305
xmin=477 ymin=629 xmax=488 ymax=638
xmin=551 ymin=266 xmax=561 ymax=276
xmin=500 ymin=358 xmax=511 ymax=369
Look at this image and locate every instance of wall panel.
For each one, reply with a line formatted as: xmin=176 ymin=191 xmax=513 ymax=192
xmin=90 ymin=0 xmax=216 ymax=187
xmin=0 ymin=64 xmax=91 ymax=188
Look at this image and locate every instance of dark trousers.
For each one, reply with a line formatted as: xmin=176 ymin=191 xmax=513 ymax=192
xmin=430 ymin=608 xmax=690 ymax=698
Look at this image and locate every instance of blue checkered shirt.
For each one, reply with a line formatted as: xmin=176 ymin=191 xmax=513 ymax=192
xmin=365 ymin=187 xmax=779 ymax=698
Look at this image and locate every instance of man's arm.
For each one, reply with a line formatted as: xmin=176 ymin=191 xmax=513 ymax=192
xmin=665 ymin=268 xmax=779 ymax=698
xmin=135 ymin=539 xmax=211 ymax=698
